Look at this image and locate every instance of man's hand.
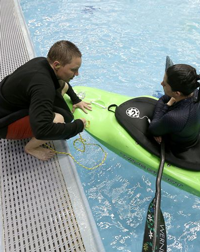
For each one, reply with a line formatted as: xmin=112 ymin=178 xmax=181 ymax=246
xmin=80 ymin=118 xmax=87 ymax=129
xmin=72 ymin=101 xmax=92 ymax=114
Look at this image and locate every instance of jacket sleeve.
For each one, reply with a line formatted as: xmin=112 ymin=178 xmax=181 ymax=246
xmin=28 ymin=75 xmax=84 ymax=140
xmin=66 ymin=83 xmax=81 ymax=104
xmin=148 ymin=95 xmax=173 ymax=136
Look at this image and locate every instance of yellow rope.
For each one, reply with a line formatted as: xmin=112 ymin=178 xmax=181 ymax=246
xmin=45 ymin=133 xmax=107 ymax=170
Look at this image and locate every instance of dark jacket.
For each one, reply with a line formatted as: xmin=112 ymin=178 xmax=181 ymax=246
xmin=0 ymin=57 xmax=83 ymax=140
xmin=149 ymin=92 xmax=200 ymax=152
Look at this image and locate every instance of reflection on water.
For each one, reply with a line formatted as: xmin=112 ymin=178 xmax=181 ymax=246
xmin=68 ymin=131 xmax=200 ymax=252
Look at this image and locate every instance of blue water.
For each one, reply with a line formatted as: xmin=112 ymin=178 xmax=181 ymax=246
xmin=20 ymin=0 xmax=200 ymax=251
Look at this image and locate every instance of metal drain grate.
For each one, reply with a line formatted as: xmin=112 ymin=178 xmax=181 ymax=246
xmin=0 ymin=0 xmax=32 ymax=81
xmin=0 ymin=0 xmax=87 ymax=251
xmin=0 ymin=139 xmax=86 ymax=252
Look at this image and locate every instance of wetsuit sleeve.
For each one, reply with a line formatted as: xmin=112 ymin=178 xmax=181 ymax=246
xmin=28 ymin=75 xmax=84 ymax=140
xmin=66 ymin=83 xmax=81 ymax=104
xmin=148 ymin=95 xmax=177 ymax=136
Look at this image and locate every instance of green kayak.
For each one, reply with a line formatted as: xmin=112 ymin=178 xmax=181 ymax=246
xmin=64 ymin=86 xmax=200 ymax=197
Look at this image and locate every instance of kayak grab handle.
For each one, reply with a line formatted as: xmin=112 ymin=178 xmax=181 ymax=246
xmin=108 ymin=104 xmax=117 ymax=113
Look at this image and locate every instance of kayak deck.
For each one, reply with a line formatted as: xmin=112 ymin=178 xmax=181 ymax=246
xmin=64 ymin=86 xmax=200 ymax=197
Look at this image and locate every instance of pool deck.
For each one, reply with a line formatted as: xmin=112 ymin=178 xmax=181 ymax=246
xmin=0 ymin=0 xmax=105 ymax=251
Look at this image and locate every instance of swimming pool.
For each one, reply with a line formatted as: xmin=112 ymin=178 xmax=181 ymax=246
xmin=20 ymin=0 xmax=200 ymax=251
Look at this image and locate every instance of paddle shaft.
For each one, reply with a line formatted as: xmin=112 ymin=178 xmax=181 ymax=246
xmin=152 ymin=141 xmax=165 ymax=251
xmin=142 ymin=142 xmax=167 ymax=252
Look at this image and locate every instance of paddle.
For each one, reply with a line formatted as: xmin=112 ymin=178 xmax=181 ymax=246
xmin=142 ymin=141 xmax=167 ymax=252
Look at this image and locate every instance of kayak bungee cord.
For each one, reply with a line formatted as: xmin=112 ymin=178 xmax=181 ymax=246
xmin=90 ymin=101 xmax=107 ymax=109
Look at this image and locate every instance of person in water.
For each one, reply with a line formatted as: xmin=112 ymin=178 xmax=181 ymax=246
xmin=149 ymin=64 xmax=200 ymax=153
xmin=0 ymin=40 xmax=92 ymax=160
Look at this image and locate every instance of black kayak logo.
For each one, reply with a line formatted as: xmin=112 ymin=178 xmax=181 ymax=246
xmin=126 ymin=107 xmax=140 ymax=118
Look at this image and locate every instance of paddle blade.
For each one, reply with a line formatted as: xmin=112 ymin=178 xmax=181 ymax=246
xmin=142 ymin=199 xmax=167 ymax=252
xmin=159 ymin=210 xmax=167 ymax=252
xmin=142 ymin=199 xmax=155 ymax=252
xmin=165 ymin=56 xmax=174 ymax=71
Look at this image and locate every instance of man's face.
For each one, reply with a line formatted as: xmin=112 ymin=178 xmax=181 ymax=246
xmin=54 ymin=57 xmax=82 ymax=83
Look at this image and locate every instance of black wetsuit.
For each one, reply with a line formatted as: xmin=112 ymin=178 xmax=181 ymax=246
xmin=0 ymin=57 xmax=83 ymax=139
xmin=148 ymin=91 xmax=200 ymax=152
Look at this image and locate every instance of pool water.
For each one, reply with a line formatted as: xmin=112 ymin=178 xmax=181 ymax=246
xmin=20 ymin=0 xmax=200 ymax=251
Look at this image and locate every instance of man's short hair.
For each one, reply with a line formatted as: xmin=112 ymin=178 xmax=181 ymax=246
xmin=47 ymin=40 xmax=82 ymax=66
